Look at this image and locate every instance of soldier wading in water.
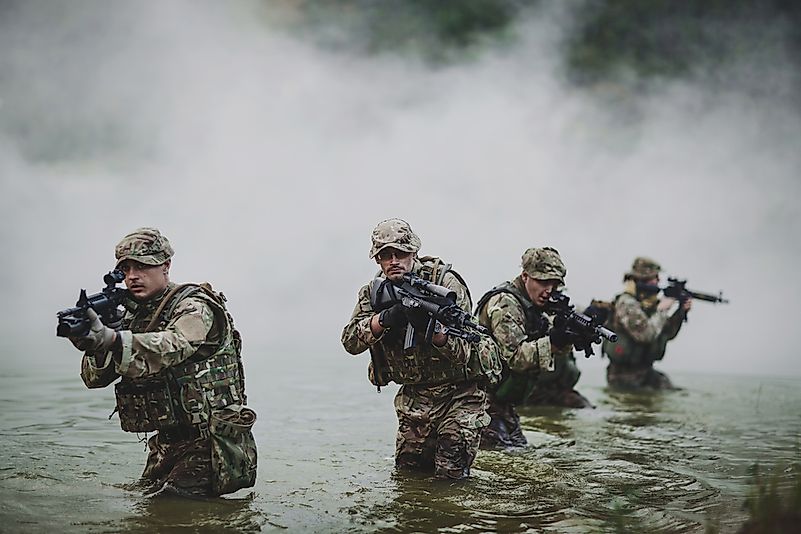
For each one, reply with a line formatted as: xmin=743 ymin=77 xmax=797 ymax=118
xmin=341 ymin=218 xmax=501 ymax=479
xmin=66 ymin=228 xmax=257 ymax=497
xmin=475 ymin=247 xmax=592 ymax=449
xmin=602 ymin=256 xmax=692 ymax=390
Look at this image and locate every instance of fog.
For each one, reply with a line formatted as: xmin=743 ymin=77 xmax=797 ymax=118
xmin=1 ymin=1 xmax=799 ymax=378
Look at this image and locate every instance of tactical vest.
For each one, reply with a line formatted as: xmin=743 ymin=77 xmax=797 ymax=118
xmin=474 ymin=280 xmax=550 ymax=402
xmin=114 ymin=283 xmax=248 ymax=438
xmin=474 ymin=280 xmax=549 ymax=339
xmin=369 ymin=256 xmax=495 ymax=387
xmin=602 ymin=293 xmax=669 ymax=366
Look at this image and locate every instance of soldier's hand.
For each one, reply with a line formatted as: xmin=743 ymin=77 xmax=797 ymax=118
xmin=378 ymin=303 xmax=407 ymax=330
xmin=549 ymin=318 xmax=571 ymax=348
xmin=583 ymin=304 xmax=609 ymax=325
xmin=104 ymin=314 xmax=123 ymax=331
xmin=69 ymin=308 xmax=117 ymax=353
xmin=681 ymin=298 xmax=692 ymax=312
xmin=404 ymin=306 xmax=431 ymax=332
xmin=657 ymin=297 xmax=676 ymax=312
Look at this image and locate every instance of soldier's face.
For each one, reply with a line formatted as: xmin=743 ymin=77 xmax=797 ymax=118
xmin=376 ymin=247 xmax=414 ymax=282
xmin=118 ymin=259 xmax=170 ymax=301
xmin=522 ymin=273 xmax=560 ymax=307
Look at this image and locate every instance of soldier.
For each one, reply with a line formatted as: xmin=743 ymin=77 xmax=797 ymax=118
xmin=66 ymin=227 xmax=257 ymax=497
xmin=602 ymin=256 xmax=692 ymax=390
xmin=475 ymin=247 xmax=591 ymax=449
xmin=341 ymin=218 xmax=501 ymax=480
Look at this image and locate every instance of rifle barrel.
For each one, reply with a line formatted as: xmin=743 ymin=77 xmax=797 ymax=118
xmin=687 ymin=290 xmax=729 ymax=304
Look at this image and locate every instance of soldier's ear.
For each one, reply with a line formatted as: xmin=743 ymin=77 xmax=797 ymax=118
xmin=162 ymin=260 xmax=171 ymax=274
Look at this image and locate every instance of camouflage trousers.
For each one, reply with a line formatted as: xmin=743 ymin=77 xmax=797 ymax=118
xmin=394 ymin=381 xmax=490 ymax=480
xmin=606 ymin=363 xmax=675 ymax=390
xmin=527 ymin=386 xmax=594 ymax=408
xmin=480 ymin=394 xmax=527 ymax=449
xmin=141 ymin=430 xmax=214 ymax=497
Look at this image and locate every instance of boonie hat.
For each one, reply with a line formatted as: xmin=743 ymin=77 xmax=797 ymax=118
xmin=624 ymin=256 xmax=661 ymax=281
xmin=521 ymin=247 xmax=566 ymax=283
xmin=115 ymin=227 xmax=174 ymax=267
xmin=369 ymin=218 xmax=421 ymax=259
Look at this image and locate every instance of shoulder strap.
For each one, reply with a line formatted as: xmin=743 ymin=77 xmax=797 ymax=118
xmin=144 ymin=283 xmax=226 ymax=333
xmin=475 ymin=282 xmax=545 ymax=337
xmin=418 ymin=255 xmax=472 ymax=307
xmin=144 ymin=284 xmax=196 ymax=332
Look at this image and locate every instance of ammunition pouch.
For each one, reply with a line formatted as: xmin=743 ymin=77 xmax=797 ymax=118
xmin=114 ymin=376 xmax=182 ymax=433
xmin=209 ymin=406 xmax=258 ymax=495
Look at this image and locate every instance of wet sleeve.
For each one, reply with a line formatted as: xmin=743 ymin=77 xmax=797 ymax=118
xmin=486 ymin=293 xmax=553 ymax=373
xmin=615 ymin=294 xmax=669 ymax=344
xmin=115 ymin=297 xmax=215 ymax=378
xmin=341 ymin=284 xmax=383 ymax=355
xmin=80 ymin=350 xmax=120 ymax=388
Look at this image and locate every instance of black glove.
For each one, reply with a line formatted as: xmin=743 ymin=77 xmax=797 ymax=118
xmin=378 ymin=303 xmax=407 ymax=330
xmin=549 ymin=317 xmax=572 ymax=348
xmin=404 ymin=306 xmax=432 ymax=332
xmin=583 ymin=305 xmax=609 ymax=325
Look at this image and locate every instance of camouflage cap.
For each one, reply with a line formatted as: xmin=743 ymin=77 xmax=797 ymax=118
xmin=625 ymin=256 xmax=661 ymax=281
xmin=369 ymin=218 xmax=421 ymax=259
xmin=114 ymin=227 xmax=174 ymax=267
xmin=521 ymin=247 xmax=566 ymax=282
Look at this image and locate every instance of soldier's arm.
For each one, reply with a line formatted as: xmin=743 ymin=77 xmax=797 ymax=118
xmin=80 ymin=350 xmax=120 ymax=388
xmin=486 ymin=293 xmax=553 ymax=373
xmin=341 ymin=284 xmax=383 ymax=355
xmin=114 ymin=296 xmax=216 ymax=378
xmin=662 ymin=306 xmax=686 ymax=340
xmin=615 ymin=294 xmax=670 ymax=344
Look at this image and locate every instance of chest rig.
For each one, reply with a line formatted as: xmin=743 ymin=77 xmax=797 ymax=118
xmin=475 ymin=279 xmax=550 ymax=341
xmin=368 ymin=257 xmax=483 ymax=387
xmin=114 ymin=283 xmax=247 ymax=439
xmin=603 ymin=292 xmax=668 ymax=366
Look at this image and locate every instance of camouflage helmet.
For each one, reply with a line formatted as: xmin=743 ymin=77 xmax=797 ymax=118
xmin=521 ymin=247 xmax=566 ymax=283
xmin=115 ymin=227 xmax=174 ymax=267
xmin=624 ymin=256 xmax=661 ymax=281
xmin=369 ymin=218 xmax=421 ymax=259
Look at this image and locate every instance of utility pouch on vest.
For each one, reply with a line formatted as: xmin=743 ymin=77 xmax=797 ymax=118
xmin=468 ymin=335 xmax=503 ymax=386
xmin=209 ymin=406 xmax=257 ymax=495
xmin=114 ymin=376 xmax=181 ymax=433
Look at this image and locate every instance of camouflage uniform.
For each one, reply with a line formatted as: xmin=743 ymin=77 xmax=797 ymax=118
xmin=603 ymin=257 xmax=686 ymax=390
xmin=476 ymin=248 xmax=591 ymax=449
xmin=341 ymin=219 xmax=501 ymax=479
xmin=79 ymin=228 xmax=257 ymax=497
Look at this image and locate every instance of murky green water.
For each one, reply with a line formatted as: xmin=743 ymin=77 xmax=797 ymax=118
xmin=1 ymin=355 xmax=799 ymax=533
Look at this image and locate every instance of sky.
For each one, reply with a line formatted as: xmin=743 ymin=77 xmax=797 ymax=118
xmin=1 ymin=1 xmax=800 ymax=377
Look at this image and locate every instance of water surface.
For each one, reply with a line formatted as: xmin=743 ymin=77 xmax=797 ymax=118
xmin=1 ymin=354 xmax=799 ymax=533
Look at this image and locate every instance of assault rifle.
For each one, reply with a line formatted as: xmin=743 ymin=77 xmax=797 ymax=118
xmin=636 ymin=277 xmax=729 ymax=322
xmin=663 ymin=277 xmax=729 ymax=305
xmin=370 ymin=272 xmax=488 ymax=351
xmin=545 ymin=291 xmax=618 ymax=358
xmin=56 ymin=270 xmax=127 ymax=337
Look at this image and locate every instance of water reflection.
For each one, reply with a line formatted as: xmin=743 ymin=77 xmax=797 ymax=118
xmin=97 ymin=492 xmax=265 ymax=534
